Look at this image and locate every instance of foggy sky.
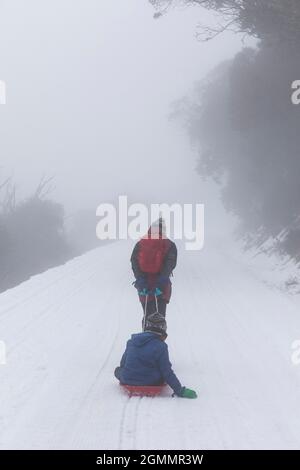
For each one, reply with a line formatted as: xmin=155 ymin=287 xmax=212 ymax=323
xmin=0 ymin=0 xmax=252 ymax=214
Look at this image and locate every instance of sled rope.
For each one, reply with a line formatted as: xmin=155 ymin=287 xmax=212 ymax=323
xmin=142 ymin=294 xmax=148 ymax=331
xmin=154 ymin=294 xmax=159 ymax=314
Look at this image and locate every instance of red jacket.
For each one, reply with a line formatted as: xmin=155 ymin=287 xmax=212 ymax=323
xmin=130 ymin=238 xmax=177 ymax=303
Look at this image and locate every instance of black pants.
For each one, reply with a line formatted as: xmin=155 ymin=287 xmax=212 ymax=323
xmin=141 ymin=297 xmax=167 ymax=330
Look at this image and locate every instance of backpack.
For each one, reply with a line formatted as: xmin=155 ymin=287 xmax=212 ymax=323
xmin=137 ymin=238 xmax=171 ymax=274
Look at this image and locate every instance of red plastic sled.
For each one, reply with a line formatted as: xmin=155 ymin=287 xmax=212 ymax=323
xmin=120 ymin=384 xmax=166 ymax=397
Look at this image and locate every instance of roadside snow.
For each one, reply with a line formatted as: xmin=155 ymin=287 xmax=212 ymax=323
xmin=1 ymin=240 xmax=300 ymax=449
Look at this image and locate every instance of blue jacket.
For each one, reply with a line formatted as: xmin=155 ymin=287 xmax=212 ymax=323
xmin=119 ymin=332 xmax=182 ymax=396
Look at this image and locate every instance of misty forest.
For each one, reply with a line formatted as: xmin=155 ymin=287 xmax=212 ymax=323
xmin=2 ymin=1 xmax=300 ymax=451
xmin=1 ymin=1 xmax=300 ymax=289
xmin=153 ymin=0 xmax=300 ymax=259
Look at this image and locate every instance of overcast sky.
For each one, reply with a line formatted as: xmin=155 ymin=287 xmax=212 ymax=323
xmin=0 ymin=0 xmax=254 ymax=215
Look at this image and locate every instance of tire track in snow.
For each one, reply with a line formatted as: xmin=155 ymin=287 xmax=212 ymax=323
xmin=59 ymin=277 xmax=129 ymax=450
xmin=0 ymin=261 xmax=106 ymax=447
xmin=71 ymin=294 xmax=122 ymax=409
xmin=200 ymin=260 xmax=300 ymax=449
xmin=174 ymin=262 xmax=229 ymax=449
xmin=0 ymin=246 xmax=126 ymax=442
xmin=40 ymin=275 xmax=127 ymax=450
xmin=0 ymin=243 xmax=135 ymax=449
xmin=0 ymin=256 xmax=97 ymax=350
xmin=5 ymin=267 xmax=100 ymax=357
xmin=0 ymin=254 xmax=96 ymax=320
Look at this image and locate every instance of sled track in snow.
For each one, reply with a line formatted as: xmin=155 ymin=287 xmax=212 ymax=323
xmin=119 ymin=395 xmax=148 ymax=450
xmin=118 ymin=389 xmax=169 ymax=450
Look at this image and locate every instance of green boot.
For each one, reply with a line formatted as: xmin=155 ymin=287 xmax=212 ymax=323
xmin=180 ymin=387 xmax=197 ymax=399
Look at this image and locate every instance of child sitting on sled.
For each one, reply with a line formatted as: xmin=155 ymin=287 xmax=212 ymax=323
xmin=114 ymin=313 xmax=197 ymax=398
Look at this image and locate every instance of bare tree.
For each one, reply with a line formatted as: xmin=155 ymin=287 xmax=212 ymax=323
xmin=150 ymin=0 xmax=300 ymax=44
xmin=33 ymin=175 xmax=56 ymax=200
xmin=0 ymin=178 xmax=17 ymax=214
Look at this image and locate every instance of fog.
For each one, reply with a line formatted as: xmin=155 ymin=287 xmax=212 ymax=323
xmin=2 ymin=1 xmax=300 ymax=449
xmin=0 ymin=0 xmax=262 ymax=291
xmin=0 ymin=0 xmax=248 ymax=211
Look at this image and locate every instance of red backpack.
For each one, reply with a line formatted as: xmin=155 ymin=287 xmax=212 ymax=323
xmin=137 ymin=238 xmax=171 ymax=274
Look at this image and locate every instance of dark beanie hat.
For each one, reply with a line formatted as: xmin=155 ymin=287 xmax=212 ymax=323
xmin=148 ymin=217 xmax=166 ymax=239
xmin=144 ymin=312 xmax=167 ymax=337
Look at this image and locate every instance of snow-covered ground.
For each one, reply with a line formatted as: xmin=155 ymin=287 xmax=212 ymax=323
xmin=1 ymin=239 xmax=300 ymax=449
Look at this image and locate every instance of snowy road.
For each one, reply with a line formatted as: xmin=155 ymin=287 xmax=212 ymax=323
xmin=1 ymin=240 xmax=300 ymax=449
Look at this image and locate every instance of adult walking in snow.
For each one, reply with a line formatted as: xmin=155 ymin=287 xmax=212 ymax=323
xmin=114 ymin=313 xmax=197 ymax=398
xmin=130 ymin=218 xmax=177 ymax=329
